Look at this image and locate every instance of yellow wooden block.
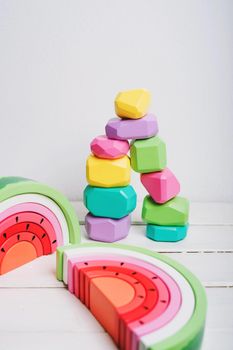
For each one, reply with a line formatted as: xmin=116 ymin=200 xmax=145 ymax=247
xmin=86 ymin=155 xmax=130 ymax=187
xmin=115 ymin=89 xmax=151 ymax=119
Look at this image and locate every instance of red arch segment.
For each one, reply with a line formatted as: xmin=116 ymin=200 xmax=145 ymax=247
xmin=72 ymin=259 xmax=170 ymax=349
xmin=0 ymin=211 xmax=58 ymax=274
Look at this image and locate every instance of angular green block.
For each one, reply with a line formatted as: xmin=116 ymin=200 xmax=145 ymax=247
xmin=130 ymin=136 xmax=167 ymax=173
xmin=146 ymin=224 xmax=188 ymax=242
xmin=142 ymin=195 xmax=189 ymax=226
xmin=83 ymin=185 xmax=137 ymax=219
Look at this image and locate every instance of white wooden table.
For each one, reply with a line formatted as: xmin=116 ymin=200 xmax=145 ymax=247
xmin=1 ymin=202 xmax=233 ymax=350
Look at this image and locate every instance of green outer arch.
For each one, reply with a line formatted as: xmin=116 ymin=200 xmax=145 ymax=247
xmin=0 ymin=177 xmax=80 ymax=244
xmin=57 ymin=242 xmax=207 ymax=350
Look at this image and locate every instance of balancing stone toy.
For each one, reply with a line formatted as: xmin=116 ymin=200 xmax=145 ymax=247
xmin=105 ymin=89 xmax=189 ymax=242
xmin=0 ymin=176 xmax=80 ymax=274
xmin=57 ymin=243 xmax=207 ymax=350
xmin=84 ymin=135 xmax=137 ymax=242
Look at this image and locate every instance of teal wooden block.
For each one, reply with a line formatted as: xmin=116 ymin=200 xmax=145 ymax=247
xmin=146 ymin=224 xmax=188 ymax=242
xmin=142 ymin=195 xmax=189 ymax=226
xmin=130 ymin=136 xmax=167 ymax=173
xmin=83 ymin=185 xmax=137 ymax=219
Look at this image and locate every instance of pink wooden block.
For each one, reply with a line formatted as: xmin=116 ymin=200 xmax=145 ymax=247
xmin=90 ymin=135 xmax=129 ymax=159
xmin=141 ymin=168 xmax=180 ymax=204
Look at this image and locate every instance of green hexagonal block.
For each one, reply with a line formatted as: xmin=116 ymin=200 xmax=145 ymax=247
xmin=83 ymin=185 xmax=137 ymax=219
xmin=142 ymin=195 xmax=189 ymax=226
xmin=130 ymin=136 xmax=167 ymax=173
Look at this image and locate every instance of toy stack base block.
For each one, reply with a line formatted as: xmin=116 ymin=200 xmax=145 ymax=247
xmin=91 ymin=135 xmax=129 ymax=159
xmin=0 ymin=176 xmax=80 ymax=275
xmin=56 ymin=243 xmax=207 ymax=350
xmin=141 ymin=168 xmax=180 ymax=204
xmin=86 ymin=154 xmax=131 ymax=187
xmin=142 ymin=195 xmax=189 ymax=226
xmin=105 ymin=114 xmax=158 ymax=140
xmin=84 ymin=185 xmax=137 ymax=219
xmin=130 ymin=136 xmax=167 ymax=173
xmin=115 ymin=89 xmax=151 ymax=119
xmin=146 ymin=224 xmax=188 ymax=242
xmin=85 ymin=213 xmax=131 ymax=242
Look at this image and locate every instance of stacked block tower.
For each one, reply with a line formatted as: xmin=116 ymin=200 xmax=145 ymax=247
xmin=84 ymin=129 xmax=137 ymax=242
xmin=85 ymin=89 xmax=189 ymax=242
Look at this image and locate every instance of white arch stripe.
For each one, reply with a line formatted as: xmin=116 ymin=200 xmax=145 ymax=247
xmin=0 ymin=194 xmax=69 ymax=245
xmin=63 ymin=246 xmax=194 ymax=348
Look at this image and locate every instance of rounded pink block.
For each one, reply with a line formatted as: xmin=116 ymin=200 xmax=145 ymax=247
xmin=141 ymin=168 xmax=180 ymax=204
xmin=85 ymin=213 xmax=131 ymax=242
xmin=90 ymin=135 xmax=129 ymax=159
xmin=105 ymin=113 xmax=158 ymax=140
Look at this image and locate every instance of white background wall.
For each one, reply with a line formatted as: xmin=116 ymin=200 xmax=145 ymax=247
xmin=0 ymin=0 xmax=232 ymax=201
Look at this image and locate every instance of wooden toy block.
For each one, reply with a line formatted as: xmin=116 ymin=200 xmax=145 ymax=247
xmin=0 ymin=176 xmax=80 ymax=275
xmin=85 ymin=213 xmax=131 ymax=242
xmin=141 ymin=168 xmax=180 ymax=203
xmin=105 ymin=113 xmax=159 ymax=140
xmin=83 ymin=185 xmax=137 ymax=219
xmin=0 ymin=241 xmax=37 ymax=274
xmin=115 ymin=89 xmax=151 ymax=119
xmin=86 ymin=154 xmax=131 ymax=187
xmin=146 ymin=224 xmax=188 ymax=242
xmin=90 ymin=135 xmax=129 ymax=159
xmin=57 ymin=244 xmax=207 ymax=350
xmin=130 ymin=136 xmax=167 ymax=173
xmin=142 ymin=196 xmax=189 ymax=226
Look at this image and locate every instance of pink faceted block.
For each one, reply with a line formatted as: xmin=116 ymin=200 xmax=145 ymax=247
xmin=141 ymin=168 xmax=180 ymax=204
xmin=85 ymin=213 xmax=131 ymax=242
xmin=90 ymin=135 xmax=129 ymax=159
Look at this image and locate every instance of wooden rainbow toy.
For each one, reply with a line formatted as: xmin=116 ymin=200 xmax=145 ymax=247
xmin=57 ymin=243 xmax=207 ymax=350
xmin=0 ymin=176 xmax=80 ymax=274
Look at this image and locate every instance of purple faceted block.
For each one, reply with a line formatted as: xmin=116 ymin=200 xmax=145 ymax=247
xmin=85 ymin=213 xmax=131 ymax=242
xmin=105 ymin=113 xmax=159 ymax=140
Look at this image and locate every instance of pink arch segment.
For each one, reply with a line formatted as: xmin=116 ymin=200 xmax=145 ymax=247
xmin=0 ymin=202 xmax=63 ymax=246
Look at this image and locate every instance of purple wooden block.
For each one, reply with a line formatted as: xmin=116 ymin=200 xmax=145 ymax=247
xmin=85 ymin=213 xmax=131 ymax=242
xmin=105 ymin=113 xmax=159 ymax=140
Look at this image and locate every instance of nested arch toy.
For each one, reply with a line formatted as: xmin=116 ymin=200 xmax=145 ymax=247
xmin=57 ymin=243 xmax=207 ymax=350
xmin=0 ymin=176 xmax=80 ymax=274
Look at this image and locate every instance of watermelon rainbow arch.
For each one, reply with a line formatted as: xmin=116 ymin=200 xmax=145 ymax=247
xmin=57 ymin=243 xmax=207 ymax=350
xmin=0 ymin=177 xmax=80 ymax=274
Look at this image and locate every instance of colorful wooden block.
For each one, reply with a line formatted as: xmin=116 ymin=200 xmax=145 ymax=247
xmin=142 ymin=196 xmax=189 ymax=226
xmin=90 ymin=135 xmax=129 ymax=159
xmin=105 ymin=113 xmax=159 ymax=140
xmin=0 ymin=177 xmax=80 ymax=275
xmin=84 ymin=185 xmax=137 ymax=219
xmin=130 ymin=136 xmax=167 ymax=173
xmin=146 ymin=224 xmax=188 ymax=242
xmin=115 ymin=89 xmax=151 ymax=119
xmin=86 ymin=155 xmax=131 ymax=187
xmin=85 ymin=213 xmax=131 ymax=242
xmin=57 ymin=244 xmax=207 ymax=350
xmin=141 ymin=168 xmax=180 ymax=203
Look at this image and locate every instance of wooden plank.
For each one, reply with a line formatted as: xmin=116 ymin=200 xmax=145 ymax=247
xmin=81 ymin=225 xmax=233 ymax=252
xmin=1 ymin=332 xmax=117 ymax=350
xmin=0 ymin=288 xmax=102 ymax=332
xmin=0 ymin=288 xmax=232 ymax=350
xmin=0 ymin=250 xmax=232 ymax=288
xmin=72 ymin=201 xmax=233 ymax=225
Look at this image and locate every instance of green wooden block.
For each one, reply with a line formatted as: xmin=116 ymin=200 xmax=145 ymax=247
xmin=130 ymin=136 xmax=167 ymax=173
xmin=142 ymin=195 xmax=189 ymax=226
xmin=146 ymin=224 xmax=188 ymax=242
xmin=83 ymin=185 xmax=137 ymax=219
